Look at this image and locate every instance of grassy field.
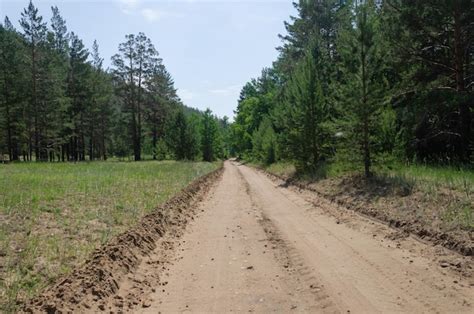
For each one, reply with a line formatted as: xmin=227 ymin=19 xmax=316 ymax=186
xmin=0 ymin=161 xmax=220 ymax=312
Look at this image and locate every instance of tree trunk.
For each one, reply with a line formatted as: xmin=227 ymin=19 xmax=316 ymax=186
xmin=101 ymin=117 xmax=107 ymax=161
xmin=453 ymin=3 xmax=471 ymax=161
xmin=361 ymin=18 xmax=371 ymax=178
xmin=363 ymin=118 xmax=371 ymax=178
xmin=136 ymin=65 xmax=143 ymax=162
xmin=89 ymin=126 xmax=94 ymax=161
xmin=28 ymin=131 xmax=32 ymax=161
xmin=152 ymin=127 xmax=157 ymax=160
xmin=3 ymin=79 xmax=15 ymax=161
xmin=31 ymin=41 xmax=41 ymax=162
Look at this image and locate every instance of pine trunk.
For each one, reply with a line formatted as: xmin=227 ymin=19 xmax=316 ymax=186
xmin=453 ymin=3 xmax=471 ymax=161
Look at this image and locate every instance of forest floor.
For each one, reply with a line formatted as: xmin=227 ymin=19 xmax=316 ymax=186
xmin=22 ymin=160 xmax=473 ymax=313
xmin=0 ymin=161 xmax=220 ymax=312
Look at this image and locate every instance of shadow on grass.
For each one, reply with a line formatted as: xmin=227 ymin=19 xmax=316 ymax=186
xmin=277 ymin=160 xmax=416 ymax=200
xmin=277 ymin=162 xmax=329 ymax=188
xmin=337 ymin=172 xmax=416 ymax=200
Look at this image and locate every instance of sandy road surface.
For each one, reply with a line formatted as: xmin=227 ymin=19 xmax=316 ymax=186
xmin=128 ymin=161 xmax=473 ymax=313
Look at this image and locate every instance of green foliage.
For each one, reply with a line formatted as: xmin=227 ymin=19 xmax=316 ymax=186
xmin=383 ymin=0 xmax=473 ymax=162
xmin=232 ymin=0 xmax=471 ymax=178
xmin=0 ymin=17 xmax=28 ymax=161
xmin=281 ymin=43 xmax=331 ymax=173
xmin=252 ymin=117 xmax=277 ymax=165
xmin=0 ymin=1 xmax=229 ymax=163
xmin=167 ymin=110 xmax=199 ymax=161
xmin=200 ymin=108 xmax=220 ymax=162
xmin=336 ymin=1 xmax=390 ymax=177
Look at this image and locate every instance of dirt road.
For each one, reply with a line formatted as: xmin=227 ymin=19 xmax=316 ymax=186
xmin=120 ymin=161 xmax=473 ymax=313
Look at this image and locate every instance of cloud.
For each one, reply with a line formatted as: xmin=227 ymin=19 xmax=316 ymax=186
xmin=141 ymin=8 xmax=166 ymax=22
xmin=119 ymin=0 xmax=140 ymax=14
xmin=118 ymin=0 xmax=183 ymax=22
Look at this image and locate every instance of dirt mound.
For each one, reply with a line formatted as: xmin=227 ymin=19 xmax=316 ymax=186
xmin=21 ymin=167 xmax=223 ymax=313
xmin=325 ymin=176 xmax=473 ymax=257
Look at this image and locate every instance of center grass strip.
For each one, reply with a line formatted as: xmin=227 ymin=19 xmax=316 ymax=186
xmin=0 ymin=161 xmax=221 ymax=313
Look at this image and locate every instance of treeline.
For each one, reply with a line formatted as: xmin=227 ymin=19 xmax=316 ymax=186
xmin=0 ymin=1 xmax=229 ymax=162
xmin=232 ymin=0 xmax=473 ymax=176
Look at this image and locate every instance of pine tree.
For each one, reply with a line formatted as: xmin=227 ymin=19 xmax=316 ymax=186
xmin=201 ymin=108 xmax=219 ymax=162
xmin=50 ymin=6 xmax=69 ymax=55
xmin=168 ymin=109 xmax=199 ymax=160
xmin=39 ymin=6 xmax=72 ymax=161
xmin=67 ymin=32 xmax=90 ymax=161
xmin=277 ymin=0 xmax=347 ymax=76
xmin=338 ymin=0 xmax=388 ymax=177
xmin=385 ymin=0 xmax=473 ymax=161
xmin=145 ymin=64 xmax=178 ymax=160
xmin=112 ymin=33 xmax=160 ymax=161
xmin=90 ymin=40 xmax=114 ymax=160
xmin=20 ymin=0 xmax=48 ymax=160
xmin=283 ymin=43 xmax=330 ymax=173
xmin=252 ymin=117 xmax=277 ymax=164
xmin=0 ymin=17 xmax=27 ymax=161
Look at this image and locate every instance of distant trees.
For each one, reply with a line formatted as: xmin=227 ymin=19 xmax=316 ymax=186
xmin=0 ymin=0 xmax=229 ymax=163
xmin=252 ymin=117 xmax=277 ymax=165
xmin=89 ymin=40 xmax=114 ymax=161
xmin=201 ymin=108 xmax=219 ymax=162
xmin=232 ymin=0 xmax=473 ymax=177
xmin=167 ymin=110 xmax=199 ymax=160
xmin=67 ymin=33 xmax=90 ymax=161
xmin=145 ymin=65 xmax=178 ymax=160
xmin=20 ymin=0 xmax=48 ymax=161
xmin=0 ymin=17 xmax=25 ymax=161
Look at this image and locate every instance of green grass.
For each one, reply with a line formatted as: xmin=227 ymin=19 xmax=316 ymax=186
xmin=0 ymin=160 xmax=220 ymax=312
xmin=262 ymin=161 xmax=297 ymax=178
xmin=259 ymin=160 xmax=473 ymax=230
xmin=380 ymin=164 xmax=473 ymax=229
xmin=261 ymin=160 xmax=473 ymax=191
xmin=380 ymin=163 xmax=473 ymax=196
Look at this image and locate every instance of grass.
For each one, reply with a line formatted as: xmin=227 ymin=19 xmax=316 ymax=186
xmin=264 ymin=161 xmax=297 ymax=178
xmin=261 ymin=160 xmax=473 ymax=191
xmin=258 ymin=160 xmax=473 ymax=230
xmin=380 ymin=163 xmax=474 ymax=196
xmin=0 ymin=160 xmax=220 ymax=312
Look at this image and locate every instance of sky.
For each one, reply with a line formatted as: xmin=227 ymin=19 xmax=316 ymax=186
xmin=0 ymin=0 xmax=295 ymax=119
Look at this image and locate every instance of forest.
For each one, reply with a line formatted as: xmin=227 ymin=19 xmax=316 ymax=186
xmin=0 ymin=1 xmax=230 ymax=163
xmin=231 ymin=0 xmax=473 ymax=177
xmin=0 ymin=0 xmax=473 ymax=174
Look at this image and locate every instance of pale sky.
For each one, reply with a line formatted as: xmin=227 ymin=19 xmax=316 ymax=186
xmin=0 ymin=0 xmax=295 ymax=119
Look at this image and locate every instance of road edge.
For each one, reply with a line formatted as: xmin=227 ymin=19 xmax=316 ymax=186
xmin=22 ymin=164 xmax=224 ymax=313
xmin=248 ymin=163 xmax=473 ymax=257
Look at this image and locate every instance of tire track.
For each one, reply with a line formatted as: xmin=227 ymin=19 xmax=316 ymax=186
xmin=237 ymin=166 xmax=341 ymax=313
